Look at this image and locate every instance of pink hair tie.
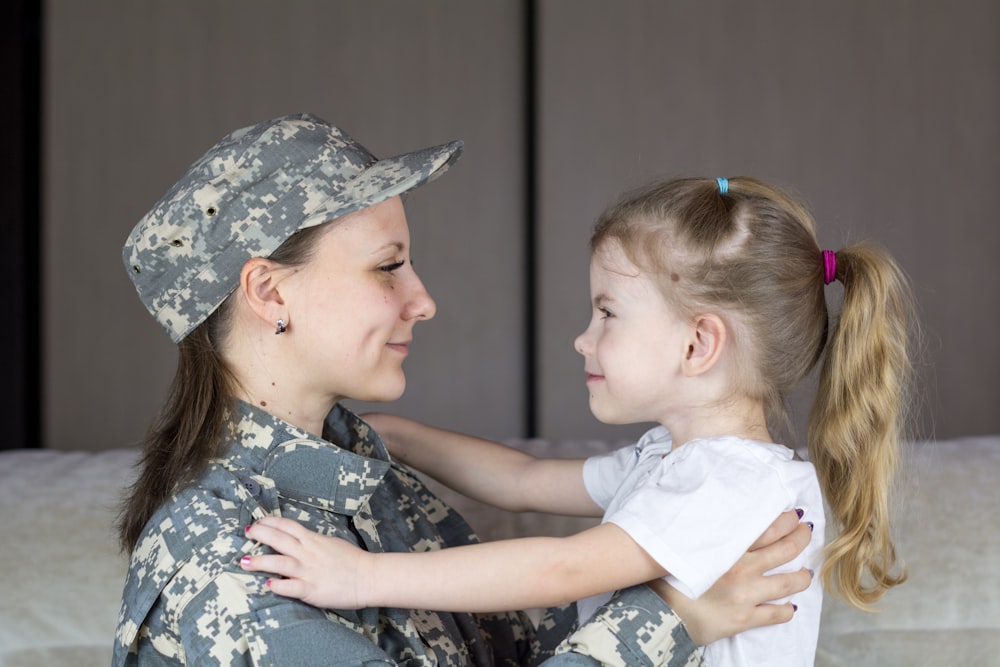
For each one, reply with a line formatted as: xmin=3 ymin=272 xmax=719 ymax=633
xmin=822 ymin=250 xmax=838 ymax=285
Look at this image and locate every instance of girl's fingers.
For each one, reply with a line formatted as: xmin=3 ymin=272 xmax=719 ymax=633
xmin=239 ymin=553 xmax=299 ymax=577
xmin=251 ymin=515 xmax=313 ymax=539
xmin=264 ymin=576 xmax=308 ymax=600
xmin=245 ymin=520 xmax=305 ymax=555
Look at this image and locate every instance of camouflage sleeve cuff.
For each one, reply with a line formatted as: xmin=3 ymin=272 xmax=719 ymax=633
xmin=549 ymin=584 xmax=704 ymax=667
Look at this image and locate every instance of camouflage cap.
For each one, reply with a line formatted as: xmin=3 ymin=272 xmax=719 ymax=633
xmin=123 ymin=113 xmax=463 ymax=343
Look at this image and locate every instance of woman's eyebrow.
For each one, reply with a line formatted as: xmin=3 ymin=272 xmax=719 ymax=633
xmin=370 ymin=241 xmax=406 ymax=256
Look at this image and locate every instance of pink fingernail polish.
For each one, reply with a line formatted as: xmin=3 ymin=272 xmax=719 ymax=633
xmin=240 ymin=556 xmax=251 ymax=566
xmin=245 ymin=525 xmax=251 ymax=533
xmin=265 ymin=579 xmax=272 ymax=587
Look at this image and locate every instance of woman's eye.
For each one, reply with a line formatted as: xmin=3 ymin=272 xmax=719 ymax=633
xmin=379 ymin=260 xmax=405 ymax=273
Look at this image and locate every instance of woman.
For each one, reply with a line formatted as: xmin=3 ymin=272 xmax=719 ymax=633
xmin=115 ymin=113 xmax=811 ymax=665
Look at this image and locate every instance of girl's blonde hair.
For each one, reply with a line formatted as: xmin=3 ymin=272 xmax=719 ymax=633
xmin=592 ymin=177 xmax=913 ymax=609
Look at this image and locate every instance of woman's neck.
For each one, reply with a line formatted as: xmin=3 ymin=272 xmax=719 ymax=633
xmin=234 ymin=385 xmax=333 ymax=438
xmin=223 ymin=347 xmax=336 ymax=439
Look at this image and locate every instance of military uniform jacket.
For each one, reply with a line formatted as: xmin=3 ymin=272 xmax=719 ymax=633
xmin=114 ymin=402 xmax=701 ymax=666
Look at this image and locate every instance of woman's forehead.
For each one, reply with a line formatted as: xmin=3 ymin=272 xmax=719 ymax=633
xmin=321 ymin=198 xmax=410 ymax=249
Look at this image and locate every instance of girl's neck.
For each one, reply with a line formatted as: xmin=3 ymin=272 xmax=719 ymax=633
xmin=664 ymin=399 xmax=771 ymax=450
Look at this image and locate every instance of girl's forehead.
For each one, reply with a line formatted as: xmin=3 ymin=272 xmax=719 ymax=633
xmin=589 ymin=247 xmax=662 ymax=303
xmin=592 ymin=241 xmax=637 ymax=272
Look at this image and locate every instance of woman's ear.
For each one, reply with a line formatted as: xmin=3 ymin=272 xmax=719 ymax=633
xmin=238 ymin=258 xmax=288 ymax=327
xmin=682 ymin=314 xmax=727 ymax=377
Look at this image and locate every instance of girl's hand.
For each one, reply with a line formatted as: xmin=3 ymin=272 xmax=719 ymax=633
xmin=647 ymin=510 xmax=814 ymax=646
xmin=241 ymin=517 xmax=373 ymax=609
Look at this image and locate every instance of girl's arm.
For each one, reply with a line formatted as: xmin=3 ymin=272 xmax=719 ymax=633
xmin=243 ymin=516 xmax=664 ymax=612
xmin=364 ymin=413 xmax=600 ymax=516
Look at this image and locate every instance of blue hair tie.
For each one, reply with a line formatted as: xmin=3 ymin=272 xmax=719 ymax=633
xmin=716 ymin=177 xmax=729 ymax=194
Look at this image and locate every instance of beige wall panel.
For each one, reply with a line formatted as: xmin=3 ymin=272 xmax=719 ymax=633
xmin=537 ymin=0 xmax=1000 ymax=441
xmin=44 ymin=0 xmax=525 ymax=449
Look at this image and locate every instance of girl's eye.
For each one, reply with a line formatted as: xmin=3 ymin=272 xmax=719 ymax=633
xmin=599 ymin=307 xmax=614 ymax=320
xmin=379 ymin=260 xmax=405 ymax=273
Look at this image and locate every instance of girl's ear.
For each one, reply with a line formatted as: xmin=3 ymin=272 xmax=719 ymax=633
xmin=682 ymin=314 xmax=727 ymax=377
xmin=239 ymin=258 xmax=288 ymax=327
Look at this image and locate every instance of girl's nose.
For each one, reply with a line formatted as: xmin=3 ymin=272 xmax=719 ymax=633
xmin=574 ymin=328 xmax=590 ymax=356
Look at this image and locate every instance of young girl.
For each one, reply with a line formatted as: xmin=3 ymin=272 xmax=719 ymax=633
xmin=243 ymin=176 xmax=915 ymax=666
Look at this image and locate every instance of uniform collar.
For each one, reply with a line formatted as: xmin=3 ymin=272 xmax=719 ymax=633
xmin=222 ymin=401 xmax=392 ymax=515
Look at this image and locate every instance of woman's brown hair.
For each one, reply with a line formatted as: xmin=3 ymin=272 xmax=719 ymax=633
xmin=118 ymin=222 xmax=333 ymax=553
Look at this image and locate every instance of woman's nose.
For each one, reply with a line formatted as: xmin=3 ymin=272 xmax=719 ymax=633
xmin=405 ymin=273 xmax=437 ymax=321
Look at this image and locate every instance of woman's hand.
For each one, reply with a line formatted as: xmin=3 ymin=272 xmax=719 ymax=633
xmin=647 ymin=510 xmax=814 ymax=646
xmin=241 ymin=517 xmax=373 ymax=609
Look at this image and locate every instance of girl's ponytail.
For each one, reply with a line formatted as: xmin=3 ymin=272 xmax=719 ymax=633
xmin=808 ymin=243 xmax=915 ymax=608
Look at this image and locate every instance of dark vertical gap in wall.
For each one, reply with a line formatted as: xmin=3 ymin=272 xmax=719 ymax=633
xmin=523 ymin=0 xmax=539 ymax=438
xmin=1 ymin=0 xmax=42 ymax=450
xmin=27 ymin=0 xmax=42 ymax=450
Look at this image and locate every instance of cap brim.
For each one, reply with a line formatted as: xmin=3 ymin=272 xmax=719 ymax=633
xmin=299 ymin=139 xmax=463 ymax=230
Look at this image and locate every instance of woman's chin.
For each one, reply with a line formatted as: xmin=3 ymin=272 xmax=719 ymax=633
xmin=355 ymin=378 xmax=407 ymax=404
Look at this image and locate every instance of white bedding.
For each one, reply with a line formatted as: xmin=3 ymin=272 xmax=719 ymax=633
xmin=2 ymin=436 xmax=998 ymax=667
xmin=2 ymin=448 xmax=135 ymax=667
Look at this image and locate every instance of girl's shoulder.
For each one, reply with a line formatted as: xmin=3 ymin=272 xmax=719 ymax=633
xmin=660 ymin=436 xmax=816 ymax=482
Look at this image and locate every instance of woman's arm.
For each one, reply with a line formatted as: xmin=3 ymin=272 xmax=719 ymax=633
xmin=243 ymin=517 xmax=663 ymax=612
xmin=540 ymin=510 xmax=814 ymax=665
xmin=365 ymin=413 xmax=600 ymax=516
xmin=649 ymin=511 xmax=815 ymax=645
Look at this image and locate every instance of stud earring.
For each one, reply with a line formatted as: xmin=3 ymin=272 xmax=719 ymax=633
xmin=275 ymin=319 xmax=287 ymax=335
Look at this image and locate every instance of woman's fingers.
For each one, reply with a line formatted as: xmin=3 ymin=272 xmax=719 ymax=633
xmin=744 ymin=601 xmax=796 ymax=627
xmin=746 ymin=522 xmax=813 ymax=576
xmin=754 ymin=567 xmax=813 ymax=606
xmin=749 ymin=509 xmax=800 ymax=551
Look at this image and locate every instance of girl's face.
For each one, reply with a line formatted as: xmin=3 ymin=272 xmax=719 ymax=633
xmin=574 ymin=242 xmax=691 ymax=426
xmin=279 ymin=196 xmax=436 ymax=406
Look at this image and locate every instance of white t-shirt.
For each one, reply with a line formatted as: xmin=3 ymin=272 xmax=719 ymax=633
xmin=579 ymin=426 xmax=825 ymax=667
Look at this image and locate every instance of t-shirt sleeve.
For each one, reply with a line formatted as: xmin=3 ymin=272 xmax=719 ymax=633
xmin=605 ymin=441 xmax=797 ymax=599
xmin=582 ymin=444 xmax=638 ymax=510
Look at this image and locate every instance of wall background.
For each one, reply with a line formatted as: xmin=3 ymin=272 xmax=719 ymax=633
xmin=32 ymin=0 xmax=1000 ymax=451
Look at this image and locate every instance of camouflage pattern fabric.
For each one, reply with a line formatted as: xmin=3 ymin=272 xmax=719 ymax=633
xmin=122 ymin=114 xmax=463 ymax=343
xmin=114 ymin=403 xmax=699 ymax=665
xmin=550 ymin=587 xmax=703 ymax=667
